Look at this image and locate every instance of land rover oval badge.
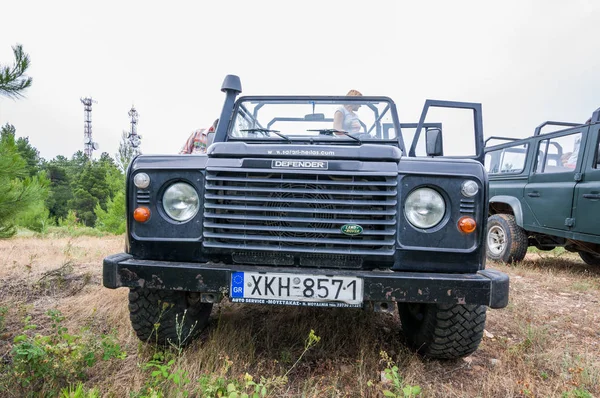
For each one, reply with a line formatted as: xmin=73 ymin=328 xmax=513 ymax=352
xmin=341 ymin=224 xmax=363 ymax=236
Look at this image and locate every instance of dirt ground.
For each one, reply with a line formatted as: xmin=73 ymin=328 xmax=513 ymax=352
xmin=0 ymin=235 xmax=599 ymax=397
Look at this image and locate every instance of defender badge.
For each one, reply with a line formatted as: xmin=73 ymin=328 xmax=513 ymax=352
xmin=341 ymin=224 xmax=363 ymax=236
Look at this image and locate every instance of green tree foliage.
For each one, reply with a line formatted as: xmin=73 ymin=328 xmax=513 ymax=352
xmin=0 ymin=121 xmax=126 ymax=234
xmin=44 ymin=160 xmax=73 ymax=221
xmin=116 ymin=131 xmax=137 ymax=173
xmin=16 ymin=135 xmax=42 ymax=176
xmin=0 ymin=44 xmax=32 ymax=98
xmin=15 ymin=194 xmax=51 ymax=233
xmin=67 ymin=152 xmax=123 ymax=227
xmin=94 ymin=191 xmax=126 ymax=234
xmin=0 ymin=126 xmax=48 ymax=238
xmin=99 ymin=152 xmax=125 ymax=197
xmin=68 ymin=188 xmax=98 ymax=227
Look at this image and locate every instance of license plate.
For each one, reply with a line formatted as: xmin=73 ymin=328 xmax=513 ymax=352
xmin=230 ymin=272 xmax=363 ymax=308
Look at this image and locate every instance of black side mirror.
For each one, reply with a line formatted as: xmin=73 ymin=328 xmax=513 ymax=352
xmin=426 ymin=128 xmax=443 ymax=157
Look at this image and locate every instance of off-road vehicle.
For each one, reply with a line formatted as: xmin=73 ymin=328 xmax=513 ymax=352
xmin=485 ymin=108 xmax=600 ymax=264
xmin=103 ymin=75 xmax=509 ymax=359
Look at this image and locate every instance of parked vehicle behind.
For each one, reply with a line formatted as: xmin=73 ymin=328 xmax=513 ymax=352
xmin=485 ymin=108 xmax=600 ymax=264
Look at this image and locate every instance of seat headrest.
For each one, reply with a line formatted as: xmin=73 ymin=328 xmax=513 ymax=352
xmin=206 ymin=131 xmax=216 ymax=148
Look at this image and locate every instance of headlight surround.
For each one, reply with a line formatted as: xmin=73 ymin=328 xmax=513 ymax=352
xmin=162 ymin=182 xmax=200 ymax=222
xmin=404 ymin=187 xmax=446 ymax=229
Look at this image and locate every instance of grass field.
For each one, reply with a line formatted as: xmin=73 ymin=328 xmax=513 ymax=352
xmin=0 ymin=235 xmax=599 ymax=397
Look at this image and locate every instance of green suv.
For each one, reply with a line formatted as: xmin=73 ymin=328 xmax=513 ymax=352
xmin=484 ymin=108 xmax=600 ymax=264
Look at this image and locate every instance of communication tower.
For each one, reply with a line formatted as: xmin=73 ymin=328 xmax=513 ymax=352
xmin=127 ymin=105 xmax=142 ymax=153
xmin=80 ymin=97 xmax=99 ymax=157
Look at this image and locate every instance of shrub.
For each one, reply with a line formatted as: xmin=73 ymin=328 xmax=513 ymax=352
xmin=94 ymin=191 xmax=126 ymax=234
xmin=7 ymin=310 xmax=126 ymax=397
xmin=15 ymin=200 xmax=52 ymax=233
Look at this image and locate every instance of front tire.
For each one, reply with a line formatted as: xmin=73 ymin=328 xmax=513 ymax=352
xmin=398 ymin=303 xmax=487 ymax=359
xmin=486 ymin=214 xmax=528 ymax=263
xmin=128 ymin=288 xmax=213 ymax=346
xmin=579 ymin=251 xmax=600 ymax=266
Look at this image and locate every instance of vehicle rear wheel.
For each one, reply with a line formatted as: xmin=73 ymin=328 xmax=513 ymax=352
xmin=579 ymin=251 xmax=600 ymax=266
xmin=486 ymin=214 xmax=528 ymax=263
xmin=398 ymin=303 xmax=486 ymax=359
xmin=128 ymin=288 xmax=213 ymax=346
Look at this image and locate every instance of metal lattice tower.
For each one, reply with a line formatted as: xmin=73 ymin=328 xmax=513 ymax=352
xmin=80 ymin=97 xmax=99 ymax=157
xmin=128 ymin=105 xmax=142 ymax=153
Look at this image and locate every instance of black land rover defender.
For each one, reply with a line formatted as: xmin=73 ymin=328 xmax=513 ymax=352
xmin=103 ymin=75 xmax=509 ymax=359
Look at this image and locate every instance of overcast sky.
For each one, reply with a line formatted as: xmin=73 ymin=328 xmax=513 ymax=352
xmin=1 ymin=0 xmax=599 ymax=160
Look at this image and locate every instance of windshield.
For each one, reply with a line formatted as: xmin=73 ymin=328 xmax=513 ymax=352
xmin=228 ymin=97 xmax=401 ymax=145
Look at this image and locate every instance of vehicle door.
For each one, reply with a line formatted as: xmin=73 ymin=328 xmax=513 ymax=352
xmin=523 ymin=128 xmax=588 ymax=231
xmin=485 ymin=142 xmax=530 ymax=198
xmin=573 ymin=124 xmax=600 ymax=236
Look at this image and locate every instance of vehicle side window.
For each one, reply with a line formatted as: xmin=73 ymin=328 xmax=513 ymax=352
xmin=535 ymin=132 xmax=582 ymax=173
xmin=485 ymin=144 xmax=528 ymax=174
xmin=595 ymin=134 xmax=600 ymax=169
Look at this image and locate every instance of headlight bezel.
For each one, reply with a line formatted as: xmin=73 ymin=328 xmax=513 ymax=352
xmin=403 ymin=186 xmax=448 ymax=231
xmin=160 ymin=181 xmax=201 ymax=223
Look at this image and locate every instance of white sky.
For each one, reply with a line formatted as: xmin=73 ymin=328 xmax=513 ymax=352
xmin=1 ymin=0 xmax=599 ymax=160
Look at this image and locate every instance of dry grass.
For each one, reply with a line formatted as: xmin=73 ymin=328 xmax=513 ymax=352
xmin=0 ymin=236 xmax=599 ymax=397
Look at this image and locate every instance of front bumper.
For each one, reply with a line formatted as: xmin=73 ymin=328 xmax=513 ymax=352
xmin=103 ymin=253 xmax=509 ymax=309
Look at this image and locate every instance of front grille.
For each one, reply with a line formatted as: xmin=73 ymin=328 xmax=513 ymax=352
xmin=203 ymin=167 xmax=398 ymax=257
xmin=136 ymin=190 xmax=150 ymax=204
xmin=460 ymin=198 xmax=475 ymax=214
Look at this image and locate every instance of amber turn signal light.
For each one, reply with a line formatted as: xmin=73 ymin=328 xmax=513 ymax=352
xmin=133 ymin=207 xmax=151 ymax=223
xmin=457 ymin=216 xmax=476 ymax=234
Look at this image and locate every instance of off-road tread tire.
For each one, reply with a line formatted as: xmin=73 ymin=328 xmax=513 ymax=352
xmin=398 ymin=303 xmax=487 ymax=359
xmin=128 ymin=288 xmax=212 ymax=346
xmin=579 ymin=251 xmax=600 ymax=266
xmin=486 ymin=214 xmax=528 ymax=263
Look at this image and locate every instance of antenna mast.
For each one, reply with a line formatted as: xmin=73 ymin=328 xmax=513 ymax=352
xmin=80 ymin=97 xmax=99 ymax=157
xmin=128 ymin=105 xmax=142 ymax=153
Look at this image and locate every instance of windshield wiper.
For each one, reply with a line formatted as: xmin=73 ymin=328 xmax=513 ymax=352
xmin=307 ymin=129 xmax=361 ymax=143
xmin=240 ymin=128 xmax=291 ymax=142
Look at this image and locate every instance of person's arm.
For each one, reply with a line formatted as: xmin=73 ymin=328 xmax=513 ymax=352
xmin=179 ymin=131 xmax=196 ymax=154
xmin=333 ymin=110 xmax=344 ymax=131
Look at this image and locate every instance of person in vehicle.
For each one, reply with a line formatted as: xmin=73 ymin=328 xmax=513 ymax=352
xmin=333 ymin=89 xmax=363 ymax=134
xmin=179 ymin=119 xmax=219 ymax=154
xmin=564 ymin=136 xmax=581 ymax=169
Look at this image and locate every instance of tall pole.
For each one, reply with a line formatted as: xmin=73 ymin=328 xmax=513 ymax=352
xmin=80 ymin=97 xmax=98 ymax=158
xmin=128 ymin=105 xmax=141 ymax=154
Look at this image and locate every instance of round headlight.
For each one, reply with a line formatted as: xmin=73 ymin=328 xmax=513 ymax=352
xmin=133 ymin=172 xmax=150 ymax=189
xmin=404 ymin=187 xmax=446 ymax=229
xmin=461 ymin=180 xmax=479 ymax=197
xmin=162 ymin=182 xmax=200 ymax=222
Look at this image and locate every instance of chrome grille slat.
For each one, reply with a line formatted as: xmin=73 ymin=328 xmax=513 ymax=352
xmin=204 ymin=194 xmax=396 ymax=206
xmin=204 ymin=203 xmax=396 ymax=216
xmin=205 ymin=175 xmax=397 ymax=186
xmin=203 ymin=168 xmax=398 ymax=258
xmin=205 ymin=184 xmax=398 ymax=196
xmin=206 ymin=166 xmax=398 ymax=176
xmin=203 ymin=221 xmax=397 ymax=235
xmin=204 ymin=232 xmax=395 ymax=246
xmin=203 ymin=241 xmax=396 ymax=256
xmin=204 ymin=212 xmax=396 ymax=225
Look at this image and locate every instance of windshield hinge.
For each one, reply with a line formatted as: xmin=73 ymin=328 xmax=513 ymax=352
xmin=565 ymin=218 xmax=575 ymax=227
xmin=574 ymin=173 xmax=582 ymax=182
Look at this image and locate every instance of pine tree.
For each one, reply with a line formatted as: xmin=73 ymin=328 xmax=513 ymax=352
xmin=0 ymin=125 xmax=47 ymax=237
xmin=0 ymin=44 xmax=32 ymax=98
xmin=116 ymin=131 xmax=139 ymax=173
